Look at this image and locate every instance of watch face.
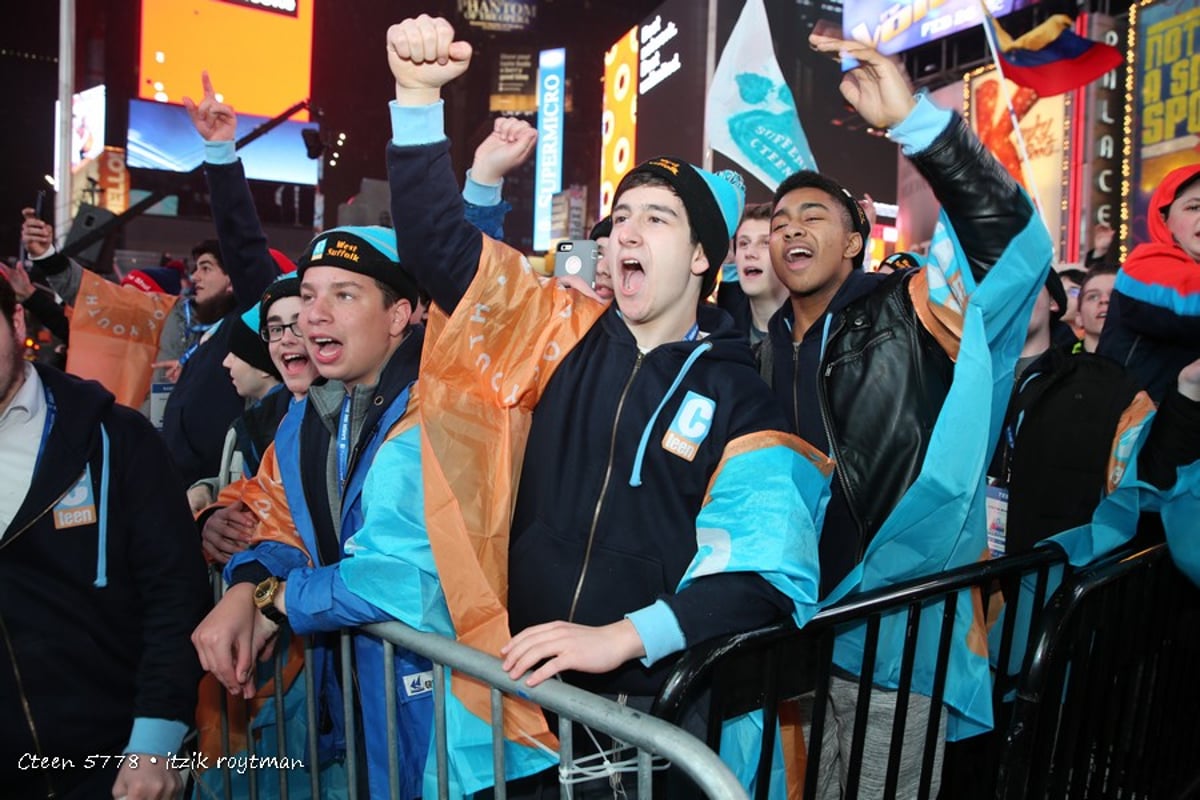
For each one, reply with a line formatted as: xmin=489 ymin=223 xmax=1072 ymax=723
xmin=254 ymin=578 xmax=276 ymax=605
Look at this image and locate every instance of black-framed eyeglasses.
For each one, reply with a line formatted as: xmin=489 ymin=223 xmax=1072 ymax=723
xmin=261 ymin=321 xmax=303 ymax=342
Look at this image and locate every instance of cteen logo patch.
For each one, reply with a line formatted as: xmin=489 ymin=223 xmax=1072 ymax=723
xmin=310 ymin=237 xmax=327 ymax=260
xmin=662 ymin=391 xmax=716 ymax=462
xmin=53 ymin=466 xmax=97 ymax=530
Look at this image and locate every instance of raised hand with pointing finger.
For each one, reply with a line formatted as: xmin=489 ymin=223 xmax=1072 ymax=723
xmin=183 ymin=70 xmax=237 ymax=142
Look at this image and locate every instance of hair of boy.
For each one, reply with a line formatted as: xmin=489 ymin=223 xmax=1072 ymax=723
xmin=733 ymin=203 xmax=773 ymax=252
xmin=0 ymin=275 xmax=15 ymax=325
xmin=1078 ymin=265 xmax=1118 ymax=297
xmin=1058 ymin=267 xmax=1087 ymax=287
xmin=773 ymin=171 xmax=871 ymax=269
xmin=191 ymin=239 xmax=225 ymax=271
xmin=589 ymin=215 xmax=613 ymax=241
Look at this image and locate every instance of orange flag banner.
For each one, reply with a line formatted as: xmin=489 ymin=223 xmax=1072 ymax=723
xmin=65 ymin=270 xmax=178 ymax=408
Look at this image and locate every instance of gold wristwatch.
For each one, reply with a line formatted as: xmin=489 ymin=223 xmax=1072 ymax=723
xmin=253 ymin=576 xmax=287 ymax=625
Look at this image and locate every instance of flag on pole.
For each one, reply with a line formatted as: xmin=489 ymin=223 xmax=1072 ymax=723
xmin=706 ymin=0 xmax=816 ymax=191
xmin=983 ymin=8 xmax=1123 ymax=97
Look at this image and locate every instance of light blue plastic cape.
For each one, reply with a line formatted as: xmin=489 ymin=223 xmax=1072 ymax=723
xmin=680 ymin=434 xmax=832 ymax=799
xmin=821 ymin=207 xmax=1052 ymax=742
xmin=226 ymin=388 xmax=434 ymax=800
xmin=993 ymin=420 xmax=1200 ymax=686
xmin=1049 ymin=439 xmax=1200 ymax=575
xmin=338 ymin=424 xmax=557 ymax=798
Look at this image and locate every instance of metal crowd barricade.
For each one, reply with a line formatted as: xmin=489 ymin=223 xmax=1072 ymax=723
xmin=191 ymin=580 xmax=749 ymax=799
xmin=362 ymin=620 xmax=750 ymax=800
xmin=192 ymin=569 xmax=329 ymax=800
xmin=650 ymin=547 xmax=1068 ymax=800
xmin=995 ymin=540 xmax=1200 ymax=800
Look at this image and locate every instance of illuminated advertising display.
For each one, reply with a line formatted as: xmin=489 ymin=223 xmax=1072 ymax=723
xmin=1126 ymin=0 xmax=1200 ymax=247
xmin=72 ymin=85 xmax=107 ymax=168
xmin=844 ymin=0 xmax=1036 ymax=57
xmin=458 ymin=0 xmax=537 ymax=33
xmin=138 ymin=0 xmax=313 ymax=121
xmin=127 ymin=99 xmax=318 ymax=185
xmin=1081 ymin=13 xmax=1124 ymax=259
xmin=636 ymin=0 xmax=706 ymax=166
xmin=490 ymin=50 xmax=538 ymax=114
xmin=55 ymin=85 xmax=108 ymax=218
xmin=967 ymin=66 xmax=1068 ymax=259
xmin=534 ymin=48 xmax=566 ymax=252
xmin=600 ymin=26 xmax=638 ymax=218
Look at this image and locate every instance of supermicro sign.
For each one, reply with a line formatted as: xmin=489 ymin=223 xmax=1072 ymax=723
xmin=534 ymin=48 xmax=565 ymax=252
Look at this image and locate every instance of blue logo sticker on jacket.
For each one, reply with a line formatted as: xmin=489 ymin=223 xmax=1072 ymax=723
xmin=53 ymin=466 xmax=97 ymax=530
xmin=662 ymin=391 xmax=716 ymax=462
xmin=403 ymin=670 xmax=433 ymax=698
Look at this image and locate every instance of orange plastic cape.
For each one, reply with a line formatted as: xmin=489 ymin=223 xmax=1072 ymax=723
xmin=194 ymin=443 xmax=310 ymax=767
xmin=65 ymin=270 xmax=178 ymax=408
xmin=417 ymin=236 xmax=607 ymax=750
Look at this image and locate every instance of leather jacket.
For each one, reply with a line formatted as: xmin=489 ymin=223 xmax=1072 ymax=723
xmin=765 ymin=113 xmax=1035 ymax=592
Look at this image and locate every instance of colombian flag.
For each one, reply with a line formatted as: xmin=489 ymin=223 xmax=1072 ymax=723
xmin=985 ymin=9 xmax=1123 ymax=97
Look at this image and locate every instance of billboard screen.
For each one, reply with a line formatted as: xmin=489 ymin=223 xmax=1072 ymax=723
xmin=600 ymin=26 xmax=639 ymax=218
xmin=138 ymin=0 xmax=313 ymax=121
xmin=127 ymin=99 xmax=318 ymax=185
xmin=533 ymin=48 xmax=566 ymax=252
xmin=1127 ymin=0 xmax=1200 ymax=247
xmin=967 ymin=67 xmax=1068 ymax=259
xmin=844 ymin=0 xmax=1037 ymax=57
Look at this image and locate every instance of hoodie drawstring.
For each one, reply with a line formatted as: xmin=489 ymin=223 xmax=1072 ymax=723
xmin=819 ymin=313 xmax=833 ymax=364
xmin=94 ymin=424 xmax=110 ymax=588
xmin=629 ymin=342 xmax=713 ymax=487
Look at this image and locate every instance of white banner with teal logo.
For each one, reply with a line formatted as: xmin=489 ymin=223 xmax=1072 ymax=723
xmin=705 ymin=0 xmax=816 ymax=191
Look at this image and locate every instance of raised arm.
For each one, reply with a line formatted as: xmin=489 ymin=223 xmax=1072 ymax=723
xmin=0 ymin=261 xmax=69 ymax=343
xmin=812 ymin=35 xmax=1038 ymax=282
xmin=184 ymin=71 xmax=280 ymax=311
xmin=384 ymin=16 xmax=534 ymax=315
xmin=21 ymin=211 xmax=85 ymax=304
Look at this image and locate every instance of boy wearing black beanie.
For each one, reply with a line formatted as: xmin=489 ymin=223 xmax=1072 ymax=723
xmin=383 ymin=16 xmax=832 ymax=796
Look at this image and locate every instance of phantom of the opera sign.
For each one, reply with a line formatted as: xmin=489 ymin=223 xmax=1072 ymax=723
xmin=458 ymin=0 xmax=537 ymax=33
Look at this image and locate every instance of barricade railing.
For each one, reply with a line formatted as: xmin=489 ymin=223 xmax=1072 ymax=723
xmin=191 ymin=575 xmax=749 ymax=799
xmin=196 ymin=531 xmax=1196 ymax=799
xmin=995 ymin=539 xmax=1200 ymax=800
xmin=650 ymin=547 xmax=1069 ymax=800
xmin=364 ymin=620 xmax=750 ymax=800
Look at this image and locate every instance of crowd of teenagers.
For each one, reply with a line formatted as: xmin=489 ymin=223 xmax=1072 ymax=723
xmin=1 ymin=15 xmax=1198 ymax=800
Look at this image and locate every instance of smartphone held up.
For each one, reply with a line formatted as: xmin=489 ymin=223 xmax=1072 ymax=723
xmin=554 ymin=239 xmax=600 ymax=287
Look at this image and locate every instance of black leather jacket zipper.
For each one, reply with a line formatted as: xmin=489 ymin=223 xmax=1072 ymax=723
xmin=813 ymin=316 xmax=869 ymax=551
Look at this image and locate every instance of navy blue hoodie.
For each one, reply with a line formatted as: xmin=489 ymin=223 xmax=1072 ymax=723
xmin=161 ymin=159 xmax=280 ymax=485
xmin=387 ymin=139 xmax=809 ymax=696
xmin=0 ymin=364 xmax=209 ymax=796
